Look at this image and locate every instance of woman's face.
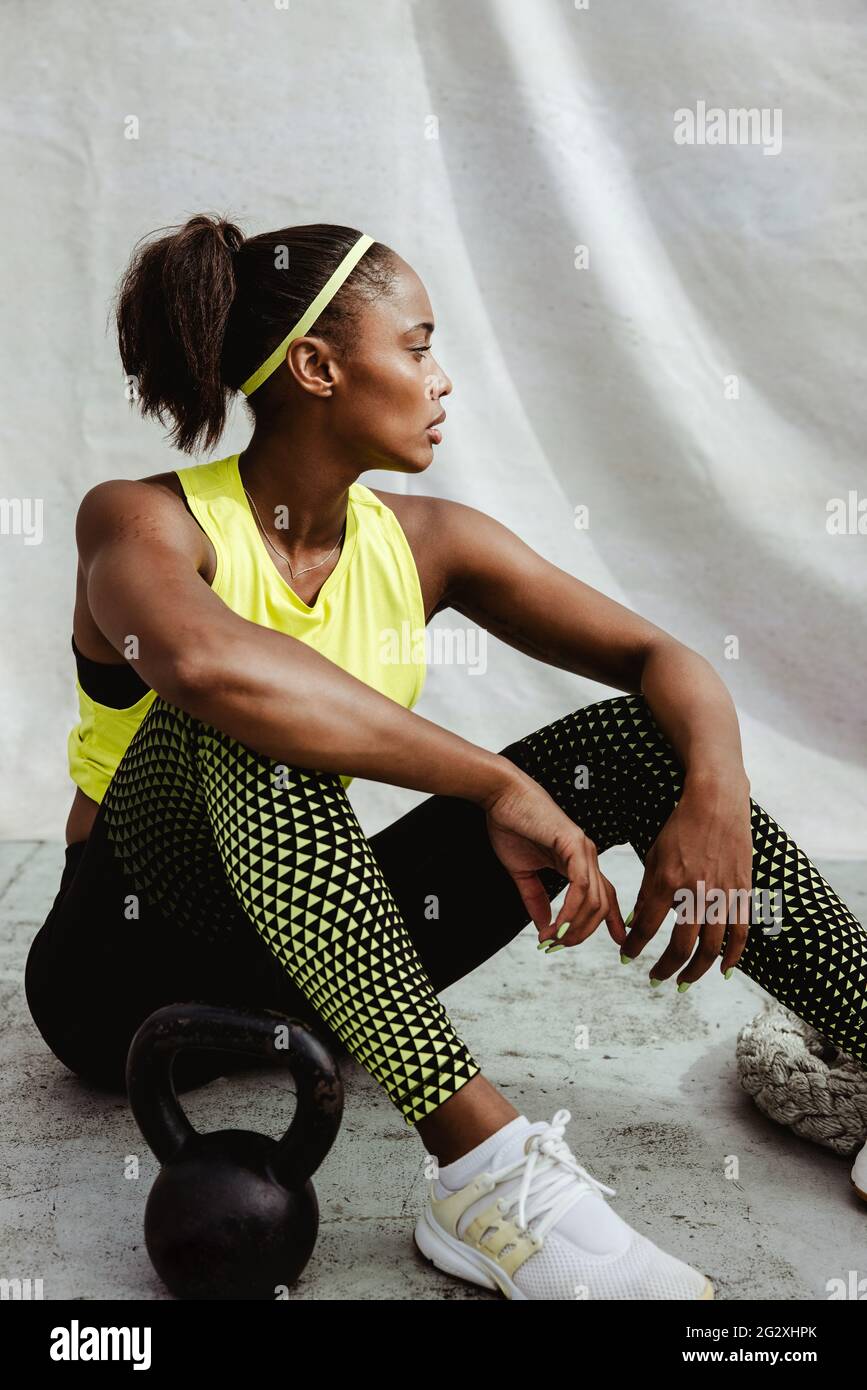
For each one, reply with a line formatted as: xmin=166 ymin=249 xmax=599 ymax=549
xmin=328 ymin=257 xmax=452 ymax=475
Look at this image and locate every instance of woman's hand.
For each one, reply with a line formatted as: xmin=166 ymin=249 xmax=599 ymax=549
xmin=620 ymin=772 xmax=754 ymax=985
xmin=483 ymin=770 xmax=628 ymax=949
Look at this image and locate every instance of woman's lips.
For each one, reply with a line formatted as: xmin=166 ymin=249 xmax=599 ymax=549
xmin=426 ymin=426 xmax=442 ymax=444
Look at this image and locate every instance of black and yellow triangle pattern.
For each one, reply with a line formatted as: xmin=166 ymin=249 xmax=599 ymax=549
xmin=504 ymin=693 xmax=866 ymax=1067
xmin=100 ymin=689 xmax=864 ymax=1132
xmin=102 ymin=698 xmax=480 ymax=1126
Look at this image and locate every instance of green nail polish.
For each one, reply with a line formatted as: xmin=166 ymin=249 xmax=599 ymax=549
xmin=619 ymin=952 xmax=632 ymax=965
xmin=649 ymin=976 xmax=663 ymax=987
xmin=677 ymin=981 xmax=691 ymax=992
xmin=625 ymin=910 xmax=634 ymax=927
xmin=537 ymin=941 xmax=549 ymax=950
xmin=556 ymin=921 xmax=570 ymax=940
xmin=724 ymin=967 xmax=733 ymax=980
xmin=546 ymin=943 xmax=565 ymax=953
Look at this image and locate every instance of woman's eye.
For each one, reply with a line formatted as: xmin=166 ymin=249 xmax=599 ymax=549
xmin=412 ymin=345 xmax=431 ymax=356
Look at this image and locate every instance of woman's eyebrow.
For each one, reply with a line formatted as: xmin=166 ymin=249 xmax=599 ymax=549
xmin=403 ymin=321 xmax=435 ymax=335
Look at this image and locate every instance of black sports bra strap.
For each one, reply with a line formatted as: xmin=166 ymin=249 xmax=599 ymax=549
xmin=71 ymin=635 xmax=151 ymax=709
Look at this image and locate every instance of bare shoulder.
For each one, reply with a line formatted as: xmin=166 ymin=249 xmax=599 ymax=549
xmin=366 ymin=488 xmax=519 ymax=619
xmin=369 ymin=488 xmax=529 ymax=560
xmin=366 ymin=488 xmax=498 ymax=546
xmin=74 ymin=470 xmax=206 ymax=566
xmin=140 ymin=467 xmax=187 ymax=498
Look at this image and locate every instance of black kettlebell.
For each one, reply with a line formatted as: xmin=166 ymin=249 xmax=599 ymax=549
xmin=126 ymin=1001 xmax=343 ymax=1300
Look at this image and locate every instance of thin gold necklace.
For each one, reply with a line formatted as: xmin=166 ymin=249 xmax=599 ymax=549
xmin=243 ymin=485 xmax=346 ymax=580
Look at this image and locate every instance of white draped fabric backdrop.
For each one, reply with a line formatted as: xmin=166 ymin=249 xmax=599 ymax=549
xmin=1 ymin=0 xmax=864 ymax=857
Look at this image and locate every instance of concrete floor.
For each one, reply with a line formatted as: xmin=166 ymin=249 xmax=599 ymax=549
xmin=2 ymin=840 xmax=865 ymax=1302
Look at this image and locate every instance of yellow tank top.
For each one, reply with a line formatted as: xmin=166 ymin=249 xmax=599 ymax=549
xmin=68 ymin=453 xmax=427 ymax=800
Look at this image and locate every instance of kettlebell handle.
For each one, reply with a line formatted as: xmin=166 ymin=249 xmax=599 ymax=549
xmin=126 ymin=1003 xmax=343 ymax=1188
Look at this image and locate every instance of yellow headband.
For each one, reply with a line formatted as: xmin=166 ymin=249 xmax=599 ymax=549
xmin=239 ymin=233 xmax=375 ymax=396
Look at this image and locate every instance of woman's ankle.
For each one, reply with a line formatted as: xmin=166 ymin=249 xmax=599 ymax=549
xmin=416 ymin=1073 xmax=520 ymax=1165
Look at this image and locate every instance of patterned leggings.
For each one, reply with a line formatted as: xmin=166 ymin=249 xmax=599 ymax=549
xmin=25 ymin=693 xmax=867 ymax=1126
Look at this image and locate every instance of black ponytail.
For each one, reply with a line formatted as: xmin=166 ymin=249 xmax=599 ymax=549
xmin=115 ymin=213 xmax=243 ymax=456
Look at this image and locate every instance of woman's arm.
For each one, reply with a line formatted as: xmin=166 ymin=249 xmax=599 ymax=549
xmin=431 ymin=495 xmax=750 ymax=791
xmin=75 ymin=480 xmax=518 ymax=807
xmin=639 ymin=641 xmax=750 ymax=793
xmin=426 ymin=495 xmax=757 ymax=980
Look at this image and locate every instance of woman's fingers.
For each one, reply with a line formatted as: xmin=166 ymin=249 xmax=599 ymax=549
xmin=653 ymin=887 xmax=751 ymax=985
xmin=573 ymin=864 xmax=622 ymax=946
xmin=619 ymin=883 xmax=671 ymax=960
xmin=559 ymin=850 xmax=605 ymax=943
xmin=550 ymin=835 xmax=597 ymax=940
xmin=718 ymin=912 xmax=750 ymax=975
xmin=546 ymin=835 xmax=621 ymax=949
xmin=600 ymin=873 xmax=628 ymax=946
xmin=512 ymin=816 xmax=629 ymax=955
xmin=516 ymin=870 xmax=560 ymax=941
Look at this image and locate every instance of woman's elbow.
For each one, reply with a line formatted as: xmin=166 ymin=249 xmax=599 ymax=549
xmin=152 ymin=649 xmax=219 ymax=712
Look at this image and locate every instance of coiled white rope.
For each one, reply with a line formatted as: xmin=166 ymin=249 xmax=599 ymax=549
xmin=736 ymin=1004 xmax=867 ymax=1157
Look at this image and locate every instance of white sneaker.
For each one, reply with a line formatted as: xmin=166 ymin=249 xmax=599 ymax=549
xmin=414 ymin=1108 xmax=714 ymax=1300
xmin=852 ymin=1137 xmax=867 ymax=1202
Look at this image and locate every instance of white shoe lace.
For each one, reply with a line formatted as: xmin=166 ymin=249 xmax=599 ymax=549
xmin=483 ymin=1108 xmax=617 ymax=1241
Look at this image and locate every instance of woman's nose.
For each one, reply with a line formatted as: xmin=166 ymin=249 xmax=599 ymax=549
xmin=435 ymin=366 xmax=453 ymax=398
